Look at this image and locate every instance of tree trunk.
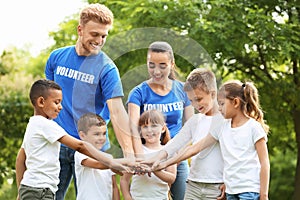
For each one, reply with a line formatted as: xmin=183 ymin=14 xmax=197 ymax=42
xmin=293 ymin=109 xmax=300 ymax=199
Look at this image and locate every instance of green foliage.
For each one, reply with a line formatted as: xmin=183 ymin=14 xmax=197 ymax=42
xmin=1 ymin=0 xmax=300 ymax=199
xmin=269 ymin=148 xmax=296 ymax=199
xmin=0 ymin=87 xmax=32 ymax=186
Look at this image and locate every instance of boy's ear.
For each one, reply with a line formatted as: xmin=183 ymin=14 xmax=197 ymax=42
xmin=78 ymin=131 xmax=85 ymax=140
xmin=161 ymin=124 xmax=167 ymax=133
xmin=211 ymin=91 xmax=216 ymax=99
xmin=36 ymin=96 xmax=45 ymax=107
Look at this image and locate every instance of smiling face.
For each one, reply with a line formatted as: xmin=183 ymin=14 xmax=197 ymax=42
xmin=76 ymin=20 xmax=111 ymax=56
xmin=80 ymin=125 xmax=107 ymax=150
xmin=36 ymin=89 xmax=63 ymax=119
xmin=147 ymin=51 xmax=174 ymax=84
xmin=140 ymin=121 xmax=165 ymax=145
xmin=187 ymin=88 xmax=216 ymax=116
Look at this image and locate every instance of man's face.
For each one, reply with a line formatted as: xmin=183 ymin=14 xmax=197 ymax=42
xmin=77 ymin=20 xmax=111 ymax=56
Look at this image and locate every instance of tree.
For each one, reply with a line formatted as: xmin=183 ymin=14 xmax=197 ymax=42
xmin=1 ymin=1 xmax=299 ymax=199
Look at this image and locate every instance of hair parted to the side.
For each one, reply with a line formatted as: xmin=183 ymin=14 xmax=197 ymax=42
xmin=79 ymin=3 xmax=113 ymax=26
xmin=29 ymin=79 xmax=61 ymax=106
xmin=138 ymin=110 xmax=171 ymax=145
xmin=219 ymin=80 xmax=269 ymax=133
xmin=184 ymin=68 xmax=217 ymax=93
xmin=148 ymin=41 xmax=176 ymax=80
xmin=77 ymin=113 xmax=106 ymax=134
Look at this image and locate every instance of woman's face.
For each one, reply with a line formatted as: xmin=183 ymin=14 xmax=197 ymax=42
xmin=147 ymin=51 xmax=174 ymax=83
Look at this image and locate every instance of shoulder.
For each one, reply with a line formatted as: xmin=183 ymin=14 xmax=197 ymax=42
xmin=50 ymin=45 xmax=74 ymax=56
xmin=248 ymin=118 xmax=267 ymax=141
xmin=96 ymin=51 xmax=116 ymax=67
xmin=173 ymin=80 xmax=185 ymax=87
xmin=129 ymin=82 xmax=148 ymax=93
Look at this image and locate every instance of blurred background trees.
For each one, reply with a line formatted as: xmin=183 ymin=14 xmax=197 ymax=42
xmin=0 ymin=0 xmax=299 ymax=199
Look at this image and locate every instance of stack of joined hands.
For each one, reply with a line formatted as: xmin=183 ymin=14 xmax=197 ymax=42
xmin=111 ymin=155 xmax=168 ymax=175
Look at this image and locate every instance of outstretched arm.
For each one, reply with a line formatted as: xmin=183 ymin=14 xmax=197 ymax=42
xmin=153 ymin=163 xmax=177 ymax=185
xmin=59 ymin=134 xmax=133 ymax=173
xmin=154 ymin=133 xmax=217 ymax=171
xmin=107 ymin=98 xmax=134 ymax=158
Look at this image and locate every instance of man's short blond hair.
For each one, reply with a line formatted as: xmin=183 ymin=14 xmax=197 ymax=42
xmin=79 ymin=3 xmax=113 ymax=26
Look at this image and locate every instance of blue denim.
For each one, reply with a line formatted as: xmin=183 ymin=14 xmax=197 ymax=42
xmin=55 ymin=146 xmax=77 ymax=200
xmin=226 ymin=192 xmax=260 ymax=200
xmin=170 ymin=160 xmax=189 ymax=200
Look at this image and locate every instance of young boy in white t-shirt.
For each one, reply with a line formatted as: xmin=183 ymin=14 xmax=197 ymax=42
xmin=16 ymin=79 xmax=131 ymax=200
xmin=75 ymin=113 xmax=121 ymax=200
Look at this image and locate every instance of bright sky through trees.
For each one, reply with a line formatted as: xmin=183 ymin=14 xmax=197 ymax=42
xmin=0 ymin=0 xmax=86 ymax=56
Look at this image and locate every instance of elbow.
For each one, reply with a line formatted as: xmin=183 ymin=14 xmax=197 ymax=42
xmin=74 ymin=141 xmax=86 ymax=153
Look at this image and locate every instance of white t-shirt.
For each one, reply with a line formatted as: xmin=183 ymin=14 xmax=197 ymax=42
xmin=210 ymin=118 xmax=268 ymax=194
xmin=130 ymin=146 xmax=169 ymax=200
xmin=21 ymin=115 xmax=67 ymax=193
xmin=164 ymin=113 xmax=224 ymax=183
xmin=75 ymin=151 xmax=114 ymax=200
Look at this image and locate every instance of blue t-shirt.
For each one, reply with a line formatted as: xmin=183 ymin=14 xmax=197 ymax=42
xmin=127 ymin=81 xmax=191 ymax=138
xmin=45 ymin=46 xmax=124 ymax=150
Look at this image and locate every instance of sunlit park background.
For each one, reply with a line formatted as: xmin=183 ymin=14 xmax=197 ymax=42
xmin=0 ymin=0 xmax=299 ymax=199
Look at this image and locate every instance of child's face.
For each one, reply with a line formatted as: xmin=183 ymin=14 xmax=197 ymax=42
xmin=39 ymin=89 xmax=63 ymax=119
xmin=81 ymin=125 xmax=107 ymax=149
xmin=186 ymin=88 xmax=215 ymax=115
xmin=218 ymin=95 xmax=236 ymax=119
xmin=141 ymin=122 xmax=164 ymax=145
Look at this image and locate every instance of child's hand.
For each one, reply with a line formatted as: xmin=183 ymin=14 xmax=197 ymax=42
xmin=217 ymin=184 xmax=226 ymax=200
xmin=110 ymin=158 xmax=135 ymax=174
xmin=139 ymin=150 xmax=168 ymax=170
xmin=133 ymin=163 xmax=152 ymax=175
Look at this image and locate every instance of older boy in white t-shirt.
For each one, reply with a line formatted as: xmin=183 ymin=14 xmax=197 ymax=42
xmin=144 ymin=68 xmax=226 ymax=200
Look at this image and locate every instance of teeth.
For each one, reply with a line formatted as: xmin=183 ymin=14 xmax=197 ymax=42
xmin=91 ymin=43 xmax=100 ymax=49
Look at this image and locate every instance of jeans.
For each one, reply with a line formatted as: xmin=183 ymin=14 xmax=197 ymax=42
xmin=170 ymin=160 xmax=189 ymax=200
xmin=226 ymin=192 xmax=260 ymax=200
xmin=19 ymin=184 xmax=54 ymax=200
xmin=55 ymin=146 xmax=77 ymax=200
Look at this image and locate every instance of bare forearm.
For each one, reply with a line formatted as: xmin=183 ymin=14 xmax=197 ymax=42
xmin=15 ymin=148 xmax=26 ymax=189
xmin=108 ymin=98 xmax=134 ymax=157
xmin=132 ymin=137 xmax=144 ymax=158
xmin=120 ymin=174 xmax=132 ymax=200
xmin=153 ymin=170 xmax=176 ymax=185
xmin=260 ymin=162 xmax=270 ymax=199
xmin=112 ymin=176 xmax=121 ymax=200
xmin=164 ymin=145 xmax=197 ymax=168
xmin=80 ymin=142 xmax=113 ymax=167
